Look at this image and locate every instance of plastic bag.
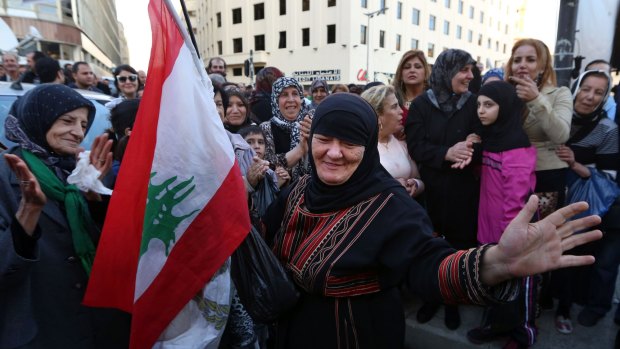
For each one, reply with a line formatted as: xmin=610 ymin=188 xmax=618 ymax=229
xmin=565 ymin=169 xmax=620 ymax=220
xmin=251 ymin=175 xmax=279 ymax=217
xmin=230 ymin=227 xmax=299 ymax=323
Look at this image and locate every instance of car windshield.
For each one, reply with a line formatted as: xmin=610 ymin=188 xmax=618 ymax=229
xmin=0 ymin=95 xmax=111 ymax=150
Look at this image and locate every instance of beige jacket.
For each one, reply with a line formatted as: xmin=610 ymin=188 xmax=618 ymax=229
xmin=523 ymin=85 xmax=572 ymax=171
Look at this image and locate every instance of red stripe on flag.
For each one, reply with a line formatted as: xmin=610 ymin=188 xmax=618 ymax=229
xmin=84 ymin=0 xmax=184 ymax=313
xmin=129 ymin=165 xmax=249 ymax=348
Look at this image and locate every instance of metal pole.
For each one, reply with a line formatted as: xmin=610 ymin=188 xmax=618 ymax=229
xmin=553 ymin=0 xmax=579 ymax=87
xmin=179 ymin=0 xmax=200 ymax=59
xmin=366 ymin=15 xmax=371 ymax=82
xmin=364 ymin=7 xmax=388 ymax=82
xmin=249 ymin=49 xmax=254 ymax=88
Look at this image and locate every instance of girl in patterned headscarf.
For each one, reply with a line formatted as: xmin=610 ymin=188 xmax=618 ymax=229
xmin=259 ymin=76 xmax=312 ymax=182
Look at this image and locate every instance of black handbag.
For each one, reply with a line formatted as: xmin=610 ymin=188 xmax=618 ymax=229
xmin=230 ymin=227 xmax=299 ymax=323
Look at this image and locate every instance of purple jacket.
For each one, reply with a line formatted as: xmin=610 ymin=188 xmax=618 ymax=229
xmin=477 ymin=147 xmax=537 ymax=244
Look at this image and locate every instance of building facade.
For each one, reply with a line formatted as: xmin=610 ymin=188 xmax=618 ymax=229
xmin=191 ymin=0 xmax=524 ymax=86
xmin=0 ymin=0 xmax=127 ymax=75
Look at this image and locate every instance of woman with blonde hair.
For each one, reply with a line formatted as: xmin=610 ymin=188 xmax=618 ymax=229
xmin=331 ymin=84 xmax=349 ymax=94
xmin=392 ymin=50 xmax=430 ymax=121
xmin=506 ymin=39 xmax=572 ymax=218
xmin=362 ymin=85 xmax=424 ymax=197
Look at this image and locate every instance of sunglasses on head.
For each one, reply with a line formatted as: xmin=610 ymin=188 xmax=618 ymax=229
xmin=117 ymin=74 xmax=138 ymax=83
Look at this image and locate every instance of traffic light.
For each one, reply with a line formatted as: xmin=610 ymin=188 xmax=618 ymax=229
xmin=244 ymin=59 xmax=250 ymax=77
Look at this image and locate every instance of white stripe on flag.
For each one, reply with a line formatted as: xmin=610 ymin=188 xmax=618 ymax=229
xmin=134 ymin=43 xmax=236 ymax=301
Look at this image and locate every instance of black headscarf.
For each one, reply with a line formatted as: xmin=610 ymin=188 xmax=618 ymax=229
xmin=478 ymin=81 xmax=530 ymax=153
xmin=428 ymin=49 xmax=475 ymax=113
xmin=6 ymin=84 xmax=96 ymax=173
xmin=568 ymin=70 xmax=612 ymax=144
xmin=8 ymin=84 xmax=96 ymax=151
xmin=304 ymin=93 xmax=402 ymax=213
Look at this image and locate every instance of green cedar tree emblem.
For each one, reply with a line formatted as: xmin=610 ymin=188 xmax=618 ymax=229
xmin=140 ymin=173 xmax=199 ymax=256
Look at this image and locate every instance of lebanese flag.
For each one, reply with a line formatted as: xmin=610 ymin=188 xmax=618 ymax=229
xmin=83 ymin=0 xmax=250 ymax=347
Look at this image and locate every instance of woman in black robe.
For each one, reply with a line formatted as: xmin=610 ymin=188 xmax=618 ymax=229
xmin=262 ymin=93 xmax=601 ymax=349
xmin=405 ymin=48 xmax=482 ymax=329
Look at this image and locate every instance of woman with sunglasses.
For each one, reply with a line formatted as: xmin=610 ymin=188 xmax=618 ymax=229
xmin=113 ymin=64 xmax=142 ymax=100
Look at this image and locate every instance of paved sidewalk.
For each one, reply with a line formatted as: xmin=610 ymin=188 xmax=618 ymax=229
xmin=404 ymin=295 xmax=617 ymax=349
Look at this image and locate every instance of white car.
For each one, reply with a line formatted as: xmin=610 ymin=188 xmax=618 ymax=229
xmin=0 ymin=81 xmax=113 ymax=150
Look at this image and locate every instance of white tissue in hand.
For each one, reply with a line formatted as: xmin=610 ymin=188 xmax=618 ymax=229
xmin=67 ymin=151 xmax=113 ymax=195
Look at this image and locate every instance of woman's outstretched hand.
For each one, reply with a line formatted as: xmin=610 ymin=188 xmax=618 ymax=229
xmin=481 ymin=195 xmax=602 ymax=286
xmin=4 ymin=154 xmax=46 ymax=235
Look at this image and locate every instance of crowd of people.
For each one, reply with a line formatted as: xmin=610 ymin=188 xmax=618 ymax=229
xmin=0 ymin=37 xmax=617 ymax=349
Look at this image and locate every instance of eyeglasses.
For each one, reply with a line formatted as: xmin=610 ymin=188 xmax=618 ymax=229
xmin=117 ymin=74 xmax=138 ymax=83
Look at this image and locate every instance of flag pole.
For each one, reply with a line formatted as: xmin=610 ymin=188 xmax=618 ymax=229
xmin=179 ymin=0 xmax=200 ymax=59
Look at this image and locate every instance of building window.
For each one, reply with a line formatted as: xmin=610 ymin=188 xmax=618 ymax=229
xmin=233 ymin=68 xmax=242 ymax=76
xmin=233 ymin=38 xmax=243 ymax=53
xmin=396 ymin=34 xmax=401 ymax=51
xmin=217 ymin=40 xmax=222 ymax=55
xmin=503 ymin=43 xmax=507 ymax=54
xmin=456 ymin=25 xmax=462 ymax=39
xmin=280 ymin=0 xmax=286 ymax=15
xmin=478 ymin=34 xmax=482 ymax=46
xmin=255 ymin=34 xmax=265 ymax=51
xmin=487 ymin=38 xmax=491 ymax=49
xmin=380 ymin=0 xmax=386 ymax=9
xmin=411 ymin=38 xmax=419 ymax=49
xmin=216 ymin=12 xmax=221 ymax=27
xmin=361 ymin=0 xmax=368 ymax=8
xmin=469 ymin=6 xmax=474 ymax=19
xmin=428 ymin=43 xmax=435 ymax=58
xmin=445 ymin=0 xmax=450 ymax=8
xmin=232 ymin=8 xmax=242 ymax=24
xmin=458 ymin=0 xmax=463 ymax=14
xmin=495 ymin=40 xmax=499 ymax=52
xmin=429 ymin=15 xmax=436 ymax=31
xmin=480 ymin=11 xmax=484 ymax=24
xmin=443 ymin=20 xmax=450 ymax=35
xmin=327 ymin=24 xmax=336 ymax=44
xmin=467 ymin=30 xmax=473 ymax=43
xmin=279 ymin=31 xmax=287 ymax=48
xmin=360 ymin=25 xmax=367 ymax=44
xmin=412 ymin=8 xmax=420 ymax=25
xmin=254 ymin=3 xmax=264 ymax=20
xmin=505 ymin=24 xmax=509 ymax=34
xmin=379 ymin=30 xmax=385 ymax=48
xmin=397 ymin=2 xmax=402 ymax=19
xmin=302 ymin=28 xmax=310 ymax=46
xmin=328 ymin=0 xmax=336 ymax=7
xmin=302 ymin=0 xmax=310 ymax=11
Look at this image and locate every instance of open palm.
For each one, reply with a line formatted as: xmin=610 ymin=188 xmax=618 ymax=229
xmin=494 ymin=195 xmax=602 ymax=280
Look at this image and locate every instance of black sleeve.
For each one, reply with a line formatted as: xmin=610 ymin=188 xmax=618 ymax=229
xmin=405 ymin=100 xmax=450 ymax=170
xmin=11 ymin=217 xmax=41 ymax=259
